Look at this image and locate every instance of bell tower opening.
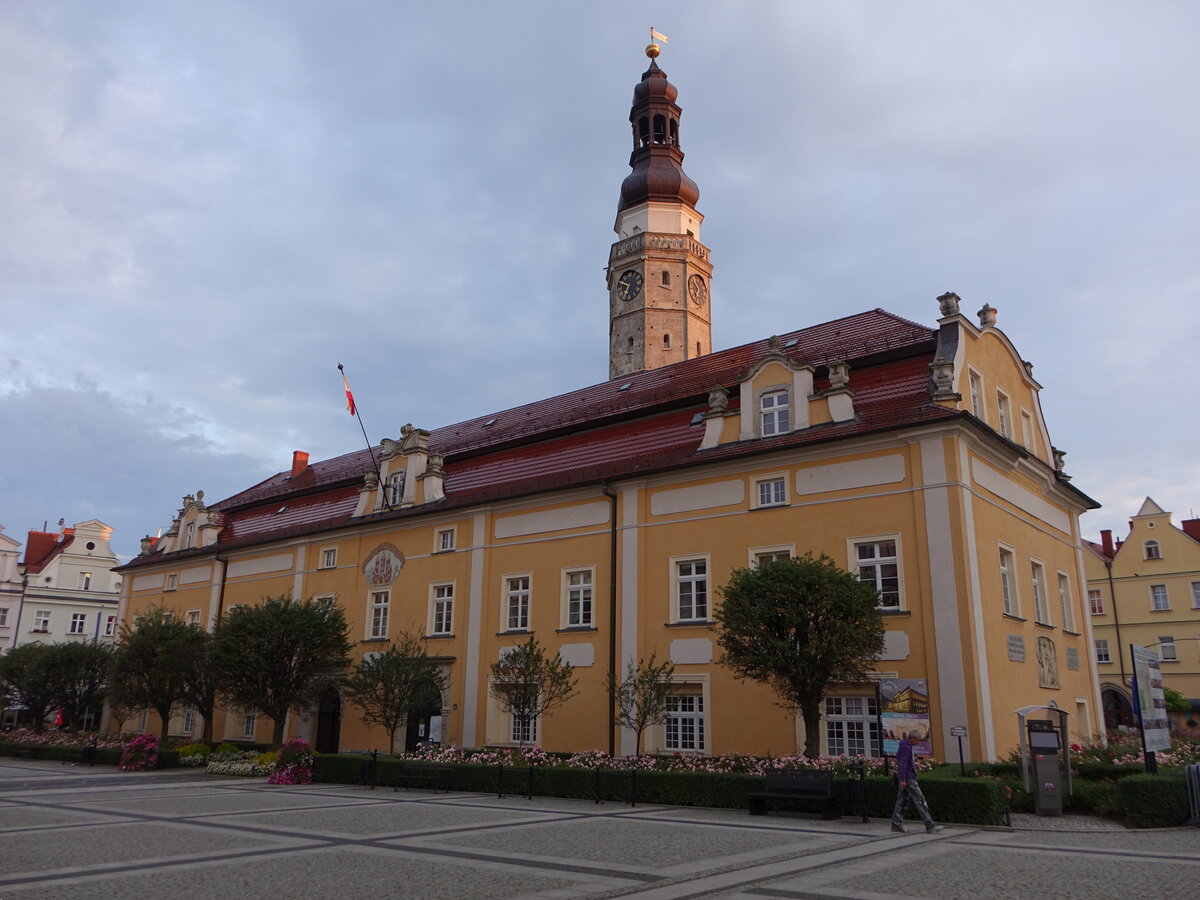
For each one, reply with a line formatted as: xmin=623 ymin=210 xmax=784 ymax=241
xmin=607 ymin=40 xmax=713 ymax=380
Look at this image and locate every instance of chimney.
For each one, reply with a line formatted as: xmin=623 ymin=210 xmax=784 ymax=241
xmin=291 ymin=451 xmax=310 ymax=478
xmin=1182 ymin=518 xmax=1200 ymax=543
xmin=1100 ymin=529 xmax=1114 ymax=558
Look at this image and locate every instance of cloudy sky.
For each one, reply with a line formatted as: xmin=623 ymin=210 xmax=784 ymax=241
xmin=2 ymin=1 xmax=1198 ymax=559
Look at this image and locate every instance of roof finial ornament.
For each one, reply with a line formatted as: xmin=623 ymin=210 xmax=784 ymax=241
xmin=647 ymin=26 xmax=668 ymax=59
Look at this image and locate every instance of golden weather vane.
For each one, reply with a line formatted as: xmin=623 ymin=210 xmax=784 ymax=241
xmin=647 ymin=26 xmax=668 ymax=58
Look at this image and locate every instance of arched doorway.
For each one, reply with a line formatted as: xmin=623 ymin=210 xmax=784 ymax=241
xmin=315 ymin=687 xmax=342 ymax=755
xmin=404 ymin=677 xmax=445 ymax=752
xmin=1101 ymin=685 xmax=1133 ymax=730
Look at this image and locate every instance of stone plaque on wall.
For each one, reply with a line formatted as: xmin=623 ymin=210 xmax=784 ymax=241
xmin=1036 ymin=636 xmax=1060 ymax=689
xmin=1007 ymin=634 xmax=1026 ymax=662
xmin=1066 ymin=647 xmax=1080 ymax=671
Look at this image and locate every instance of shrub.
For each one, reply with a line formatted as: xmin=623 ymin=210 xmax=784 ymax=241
xmin=253 ymin=751 xmax=280 ymax=766
xmin=214 ymin=742 xmax=239 ymax=754
xmin=268 ymin=739 xmax=314 ymax=785
xmin=177 ymin=742 xmax=211 ymax=758
xmin=1118 ymin=774 xmax=1190 ymax=828
xmin=120 ymin=733 xmax=159 ymax=771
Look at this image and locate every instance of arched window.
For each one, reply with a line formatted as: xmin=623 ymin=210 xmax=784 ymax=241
xmin=663 ymin=333 xmax=671 ymax=349
xmin=661 ymin=270 xmax=670 ymax=286
xmin=653 ymin=114 xmax=667 ymax=143
xmin=638 ymin=118 xmax=650 ymax=147
xmin=669 ymin=119 xmax=679 ymax=144
xmin=627 ymin=337 xmax=634 ymax=348
xmin=696 ymin=341 xmax=701 ymax=355
xmin=1144 ymin=540 xmax=1161 ymax=560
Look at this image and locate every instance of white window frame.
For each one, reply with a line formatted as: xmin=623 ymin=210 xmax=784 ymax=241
xmin=184 ymin=522 xmax=196 ymax=549
xmin=511 ymin=708 xmax=537 ymax=744
xmin=104 ymin=614 xmax=117 ymax=636
xmin=319 ymin=547 xmax=337 ymax=569
xmin=166 ymin=573 xmax=178 ymax=591
xmin=1057 ymin=571 xmax=1074 ymax=631
xmin=1095 ymin=638 xmax=1111 ymax=664
xmin=1020 ymin=408 xmax=1034 ymax=449
xmin=181 ymin=705 xmax=195 ymax=735
xmin=562 ymin=567 xmax=594 ymax=628
xmin=431 ymin=582 xmax=454 ymax=635
xmin=851 ymin=536 xmax=902 ymax=610
xmin=369 ymin=589 xmax=390 ymax=639
xmin=1158 ymin=636 xmax=1178 ymax=662
xmin=968 ymin=369 xmax=984 ymax=420
xmin=69 ymin=613 xmax=88 ymax=635
xmin=504 ymin=574 xmax=531 ymax=631
xmin=0 ymin=607 xmax=8 ymax=626
xmin=664 ymin=691 xmax=705 ymax=753
xmin=435 ymin=527 xmax=456 ymax=553
xmin=33 ymin=610 xmax=51 ymax=633
xmin=1031 ymin=560 xmax=1048 ymax=625
xmin=1192 ymin=581 xmax=1200 ymax=609
xmin=242 ymin=708 xmax=257 ymax=740
xmin=1088 ymin=589 xmax=1104 ymax=616
xmin=1150 ymin=584 xmax=1170 ymax=612
xmin=996 ymin=389 xmax=1013 ymax=439
xmin=671 ymin=555 xmax=710 ymax=623
xmin=824 ymin=694 xmax=882 ymax=758
xmin=388 ymin=472 xmax=406 ymax=507
xmin=1144 ymin=540 xmax=1161 ymax=560
xmin=999 ymin=546 xmax=1018 ymax=616
xmin=750 ymin=545 xmax=793 ymax=567
xmin=186 ymin=609 xmax=201 ymax=627
xmin=752 ymin=473 xmax=788 ymax=508
xmin=78 ymin=572 xmax=93 ymax=590
xmin=759 ymin=389 xmax=790 ymax=437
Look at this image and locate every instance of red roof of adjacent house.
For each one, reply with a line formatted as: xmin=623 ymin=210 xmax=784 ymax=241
xmin=120 ymin=308 xmax=979 ymax=567
xmin=21 ymin=529 xmax=74 ymax=574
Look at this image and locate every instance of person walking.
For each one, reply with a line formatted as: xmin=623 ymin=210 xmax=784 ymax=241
xmin=891 ymin=729 xmax=943 ymax=833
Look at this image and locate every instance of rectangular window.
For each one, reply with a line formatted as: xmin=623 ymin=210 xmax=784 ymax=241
xmin=1144 ymin=541 xmax=1161 ymax=560
xmin=676 ymin=559 xmax=709 ymax=621
xmin=184 ymin=522 xmax=196 ymax=549
xmin=436 ymin=528 xmax=456 ymax=552
xmin=1020 ymin=410 xmax=1034 ymax=448
xmin=370 ymin=590 xmax=390 ymax=639
xmin=389 ymin=472 xmax=406 ymax=507
xmin=856 ymin=540 xmax=900 ymax=609
xmin=825 ymin=695 xmax=882 ymax=758
xmin=166 ymin=574 xmax=177 ymax=591
xmin=242 ymin=709 xmax=256 ymax=740
xmin=997 ymin=391 xmax=1012 ymax=439
xmin=186 ymin=609 xmax=201 ymax=627
xmin=755 ymin=476 xmax=787 ymax=507
xmin=760 ymin=390 xmax=790 ymax=436
xmin=1057 ymin=573 xmax=1074 ymax=631
xmin=999 ymin=548 xmax=1016 ymax=616
xmin=1159 ymin=636 xmax=1178 ymax=661
xmin=754 ymin=549 xmax=791 ymax=566
xmin=432 ymin=584 xmax=454 ymax=635
xmin=181 ymin=706 xmax=195 ymax=735
xmin=1031 ymin=562 xmax=1048 ymax=624
xmin=1192 ymin=581 xmax=1200 ymax=609
xmin=1095 ymin=639 xmax=1111 ymax=663
xmin=69 ymin=613 xmax=87 ymax=634
xmin=104 ymin=615 xmax=117 ymax=636
xmin=78 ymin=572 xmax=93 ymax=590
xmin=969 ymin=371 xmax=983 ymax=419
xmin=0 ymin=607 xmax=8 ymax=626
xmin=665 ymin=693 xmax=705 ymax=752
xmin=1151 ymin=584 xmax=1169 ymax=611
xmin=565 ymin=569 xmax=593 ymax=627
xmin=320 ymin=548 xmax=337 ymax=569
xmin=1088 ymin=589 xmax=1104 ymax=616
xmin=511 ymin=709 xmax=537 ymax=744
xmin=33 ymin=610 xmax=51 ymax=632
xmin=506 ymin=576 xmax=530 ymax=630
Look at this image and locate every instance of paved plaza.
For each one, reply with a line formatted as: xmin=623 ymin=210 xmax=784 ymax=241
xmin=0 ymin=759 xmax=1196 ymax=899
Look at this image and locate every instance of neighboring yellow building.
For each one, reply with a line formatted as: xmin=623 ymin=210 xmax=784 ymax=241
xmin=1084 ymin=498 xmax=1200 ymax=730
xmin=113 ymin=49 xmax=1101 ymax=762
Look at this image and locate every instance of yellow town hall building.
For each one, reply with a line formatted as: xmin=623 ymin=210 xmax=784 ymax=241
xmin=115 ymin=47 xmax=1101 ymax=762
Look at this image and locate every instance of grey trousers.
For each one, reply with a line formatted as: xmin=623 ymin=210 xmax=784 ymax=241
xmin=891 ymin=779 xmax=935 ymax=828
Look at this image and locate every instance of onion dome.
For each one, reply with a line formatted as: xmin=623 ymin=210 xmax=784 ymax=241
xmin=618 ymin=54 xmax=700 ymax=212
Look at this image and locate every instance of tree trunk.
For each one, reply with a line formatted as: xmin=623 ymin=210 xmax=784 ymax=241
xmin=801 ymin=703 xmax=822 ymax=758
xmin=271 ymin=716 xmax=287 ymax=748
xmin=201 ymin=707 xmax=215 ymax=744
xmin=156 ymin=704 xmax=172 ymax=743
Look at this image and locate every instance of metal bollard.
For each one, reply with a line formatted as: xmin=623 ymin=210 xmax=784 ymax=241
xmin=1185 ymin=764 xmax=1200 ymax=827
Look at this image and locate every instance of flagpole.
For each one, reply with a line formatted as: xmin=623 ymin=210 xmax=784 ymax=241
xmin=337 ymin=363 xmax=390 ymax=510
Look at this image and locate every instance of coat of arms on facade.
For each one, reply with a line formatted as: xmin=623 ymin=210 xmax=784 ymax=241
xmin=363 ymin=544 xmax=405 ymax=586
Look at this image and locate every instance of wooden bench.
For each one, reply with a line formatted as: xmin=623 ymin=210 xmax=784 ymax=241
xmin=392 ymin=763 xmax=453 ymax=793
xmin=747 ymin=769 xmax=839 ymax=819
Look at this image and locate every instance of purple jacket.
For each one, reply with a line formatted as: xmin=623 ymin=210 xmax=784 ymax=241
xmin=896 ymin=739 xmax=918 ymax=782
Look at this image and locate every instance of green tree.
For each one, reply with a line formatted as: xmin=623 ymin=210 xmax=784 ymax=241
xmin=1162 ymin=686 xmax=1190 ymax=713
xmin=46 ymin=641 xmax=113 ymax=732
xmin=179 ymin=633 xmax=224 ymax=744
xmin=715 ymin=553 xmax=886 ymax=758
xmin=216 ymin=595 xmax=353 ymax=747
xmin=111 ymin=607 xmax=205 ymax=742
xmin=609 ymin=650 xmax=675 ymax=756
xmin=343 ymin=628 xmax=448 ymax=752
xmin=488 ymin=636 xmax=577 ymax=746
xmin=0 ymin=643 xmax=58 ymax=732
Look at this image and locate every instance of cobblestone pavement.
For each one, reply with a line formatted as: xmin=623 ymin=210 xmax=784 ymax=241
xmin=0 ymin=759 xmax=1196 ymax=899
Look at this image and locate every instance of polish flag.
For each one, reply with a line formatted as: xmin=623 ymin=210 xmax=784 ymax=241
xmin=342 ymin=372 xmax=357 ymax=417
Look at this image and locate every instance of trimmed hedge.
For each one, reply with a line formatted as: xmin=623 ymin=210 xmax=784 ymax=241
xmin=0 ymin=740 xmax=179 ymax=768
xmin=311 ymin=755 xmax=1007 ymax=825
xmin=1118 ymin=774 xmax=1190 ymax=828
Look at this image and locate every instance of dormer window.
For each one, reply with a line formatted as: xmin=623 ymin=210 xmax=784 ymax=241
xmin=760 ymin=390 xmax=790 ymax=436
xmin=1144 ymin=540 xmax=1161 ymax=560
xmin=389 ymin=472 xmax=405 ymax=507
xmin=184 ymin=522 xmax=196 ymax=549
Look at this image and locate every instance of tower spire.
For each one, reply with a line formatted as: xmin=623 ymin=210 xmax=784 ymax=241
xmin=607 ymin=43 xmax=713 ymax=380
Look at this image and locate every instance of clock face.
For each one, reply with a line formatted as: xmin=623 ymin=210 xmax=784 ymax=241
xmin=688 ymin=274 xmax=708 ymax=306
xmin=616 ymin=269 xmax=643 ymax=301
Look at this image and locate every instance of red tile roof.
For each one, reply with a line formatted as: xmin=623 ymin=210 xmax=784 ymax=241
xmin=21 ymin=529 xmax=74 ymax=574
xmin=122 ymin=308 xmax=964 ymax=566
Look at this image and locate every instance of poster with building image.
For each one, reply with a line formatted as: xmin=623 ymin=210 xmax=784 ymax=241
xmin=1130 ymin=645 xmax=1172 ymax=752
xmin=880 ymin=677 xmax=932 ymax=755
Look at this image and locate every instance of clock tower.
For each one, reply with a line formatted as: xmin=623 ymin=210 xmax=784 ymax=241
xmin=607 ymin=43 xmax=713 ymax=380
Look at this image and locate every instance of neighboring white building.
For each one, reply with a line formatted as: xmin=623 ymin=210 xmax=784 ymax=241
xmin=0 ymin=526 xmax=23 ymax=650
xmin=7 ymin=520 xmax=122 ymax=650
